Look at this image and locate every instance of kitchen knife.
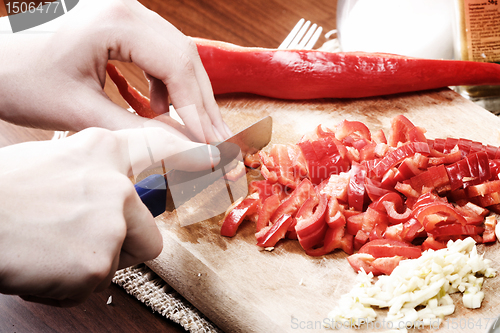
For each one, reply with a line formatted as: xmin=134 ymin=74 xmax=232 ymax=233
xmin=134 ymin=116 xmax=273 ymax=218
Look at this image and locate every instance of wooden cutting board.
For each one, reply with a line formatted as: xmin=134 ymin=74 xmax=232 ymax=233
xmin=147 ymin=88 xmax=500 ymax=333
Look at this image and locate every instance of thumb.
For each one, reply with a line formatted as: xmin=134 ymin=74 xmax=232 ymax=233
xmin=70 ymin=85 xmax=192 ymax=140
xmin=72 ymin=90 xmax=220 ymax=177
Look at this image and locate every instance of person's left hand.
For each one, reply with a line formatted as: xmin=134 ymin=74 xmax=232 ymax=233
xmin=0 ymin=0 xmax=231 ymax=143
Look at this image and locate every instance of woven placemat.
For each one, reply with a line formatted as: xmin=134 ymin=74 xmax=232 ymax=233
xmin=112 ymin=264 xmax=222 ymax=333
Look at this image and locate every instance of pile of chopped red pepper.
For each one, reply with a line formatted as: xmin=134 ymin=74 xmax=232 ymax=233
xmin=221 ymin=115 xmax=499 ymax=275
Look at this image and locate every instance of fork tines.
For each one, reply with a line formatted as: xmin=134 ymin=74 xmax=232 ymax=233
xmin=278 ymin=18 xmax=323 ymax=50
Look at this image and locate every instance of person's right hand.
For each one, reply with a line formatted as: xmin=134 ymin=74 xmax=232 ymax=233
xmin=0 ymin=125 xmax=219 ymax=307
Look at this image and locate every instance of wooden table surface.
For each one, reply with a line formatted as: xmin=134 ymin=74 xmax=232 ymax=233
xmin=0 ymin=0 xmax=336 ymax=332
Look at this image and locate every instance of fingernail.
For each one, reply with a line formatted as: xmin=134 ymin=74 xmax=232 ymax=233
xmin=209 ymin=145 xmax=220 ymax=167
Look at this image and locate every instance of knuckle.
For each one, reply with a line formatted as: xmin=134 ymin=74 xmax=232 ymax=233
xmin=78 ymin=224 xmax=126 ymax=286
xmin=176 ymin=52 xmax=196 ymax=78
xmin=88 ymin=1 xmax=140 ymax=47
xmin=78 ymin=172 xmax=133 ymax=220
xmin=150 ymin=238 xmax=163 ymax=259
xmin=101 ymin=0 xmax=135 ymax=24
xmin=100 ymin=172 xmax=134 ymax=201
xmin=83 ymin=257 xmax=114 ymax=285
xmin=184 ymin=37 xmax=199 ymax=57
xmin=121 ymin=180 xmax=140 ymax=203
xmin=77 ymin=128 xmax=120 ymax=154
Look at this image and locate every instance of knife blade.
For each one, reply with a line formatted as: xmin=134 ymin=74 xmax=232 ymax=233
xmin=134 ymin=116 xmax=273 ymax=218
xmin=488 ymin=315 xmax=500 ymax=333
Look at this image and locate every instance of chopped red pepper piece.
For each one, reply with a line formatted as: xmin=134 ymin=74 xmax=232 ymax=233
xmin=388 ymin=115 xmax=427 ymax=147
xmin=305 ymin=226 xmax=346 ymax=257
xmin=249 ymin=180 xmax=282 ymax=202
xmin=429 ymin=224 xmax=485 ymax=239
xmin=223 ymin=161 xmax=246 ymax=182
xmin=358 ymin=239 xmax=422 ymax=259
xmin=295 ymin=194 xmax=328 ymax=238
xmin=400 ymin=218 xmax=426 ymax=242
xmin=334 ymin=120 xmax=371 ymax=142
xmin=372 ymin=142 xmax=430 ymax=178
xmin=326 ymin=197 xmax=346 ymax=229
xmin=482 ymin=216 xmax=497 ymax=243
xmin=409 ymin=164 xmax=450 ymax=193
xmin=297 ymin=136 xmax=349 ymax=185
xmin=270 ymin=144 xmax=298 ymax=189
xmin=489 ymin=159 xmax=500 ymax=180
xmin=297 ymin=222 xmax=329 ymax=250
xmin=270 ymin=179 xmax=315 ymax=224
xmin=414 ymin=201 xmax=467 ymax=232
xmin=371 ymin=256 xmax=406 ymax=276
xmin=347 ymin=253 xmax=406 ymax=275
xmin=471 ymin=192 xmax=500 ymax=207
xmin=364 ymin=178 xmax=394 ymax=202
xmin=256 ymin=194 xmax=281 ymax=232
xmin=370 ymin=192 xmax=404 ymax=213
xmin=466 ymin=180 xmax=500 ymax=198
xmin=347 ymin=253 xmax=382 ymax=275
xmin=445 ymin=151 xmax=491 ymax=190
xmin=256 ymin=214 xmax=293 ymax=247
xmin=348 ymin=162 xmax=367 ymax=212
xmin=393 ymin=157 xmax=422 ymax=183
xmin=220 ymin=198 xmax=259 ymax=237
xmin=321 ymin=172 xmax=350 ymax=202
xmin=428 ymin=145 xmax=462 ymax=166
xmin=244 ymin=153 xmax=261 ymax=169
xmin=295 ymin=194 xmax=329 ymax=250
xmin=421 ymin=237 xmax=447 ymax=251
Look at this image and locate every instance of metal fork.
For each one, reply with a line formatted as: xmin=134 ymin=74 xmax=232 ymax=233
xmin=278 ymin=18 xmax=323 ymax=50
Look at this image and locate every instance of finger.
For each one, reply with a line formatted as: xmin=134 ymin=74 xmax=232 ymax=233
xmin=61 ymin=84 xmax=192 ymax=141
xmin=64 ymin=89 xmax=221 ymax=176
xmin=150 ymin=113 xmax=197 ymax=141
xmin=137 ymin=36 xmax=218 ymax=143
xmin=118 ymin=190 xmax=163 ymax=269
xmin=65 ymin=92 xmax=221 ymax=177
xmin=107 ymin=7 xmax=228 ymax=142
xmin=183 ymin=36 xmax=232 ymax=139
xmin=113 ymin=126 xmax=220 ymax=178
xmin=175 ymin=104 xmax=224 ymax=143
xmin=128 ymin=2 xmax=232 ymax=139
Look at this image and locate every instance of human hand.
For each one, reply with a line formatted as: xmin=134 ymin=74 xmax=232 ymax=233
xmin=0 ymin=0 xmax=231 ymax=143
xmin=0 ymin=125 xmax=219 ymax=307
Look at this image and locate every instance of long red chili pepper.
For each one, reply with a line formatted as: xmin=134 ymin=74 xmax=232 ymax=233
xmin=194 ymin=38 xmax=500 ymax=100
